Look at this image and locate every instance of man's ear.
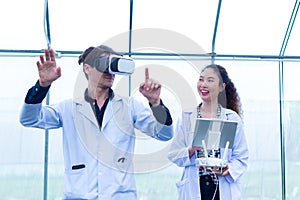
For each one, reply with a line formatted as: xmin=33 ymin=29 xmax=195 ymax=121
xmin=82 ymin=64 xmax=91 ymax=80
xmin=83 ymin=63 xmax=91 ymax=73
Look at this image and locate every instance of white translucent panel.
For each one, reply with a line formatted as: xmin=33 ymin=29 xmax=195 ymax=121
xmin=283 ymin=63 xmax=300 ymax=199
xmin=219 ymin=61 xmax=280 ymax=101
xmin=132 ymin=0 xmax=219 ymax=53
xmin=0 ymin=56 xmax=45 ymax=165
xmin=48 ymin=0 xmax=130 ymax=50
xmin=283 ymin=63 xmax=300 ymax=101
xmin=216 ymin=0 xmax=297 ymax=55
xmin=285 ymin=100 xmax=300 ymax=199
xmin=284 ymin=19 xmax=300 ymax=56
xmin=0 ymin=0 xmax=45 ymax=49
xmin=46 ymin=57 xmax=81 ymax=102
xmin=0 ymin=57 xmax=45 ymax=198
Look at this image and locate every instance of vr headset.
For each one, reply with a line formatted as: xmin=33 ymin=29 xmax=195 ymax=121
xmin=87 ymin=55 xmax=135 ymax=75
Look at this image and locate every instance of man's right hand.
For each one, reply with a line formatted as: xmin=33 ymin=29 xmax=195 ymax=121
xmin=37 ymin=48 xmax=61 ymax=87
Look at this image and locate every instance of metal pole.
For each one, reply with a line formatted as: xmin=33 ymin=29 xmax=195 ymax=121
xmin=128 ymin=0 xmax=134 ymax=96
xmin=211 ymin=0 xmax=222 ymax=64
xmin=278 ymin=1 xmax=299 ymax=199
xmin=43 ymin=0 xmax=52 ymax=199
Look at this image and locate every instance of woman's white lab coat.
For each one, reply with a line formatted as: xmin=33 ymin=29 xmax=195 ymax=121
xmin=168 ymin=106 xmax=248 ymax=200
xmin=20 ymin=93 xmax=174 ymax=200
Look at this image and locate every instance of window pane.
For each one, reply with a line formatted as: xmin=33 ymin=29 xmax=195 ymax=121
xmin=0 ymin=56 xmax=45 ymax=199
xmin=0 ymin=0 xmax=45 ymax=49
xmin=215 ymin=0 xmax=296 ymax=55
xmin=48 ymin=0 xmax=131 ymax=50
xmin=132 ymin=0 xmax=219 ymax=53
xmin=217 ymin=60 xmax=282 ymax=199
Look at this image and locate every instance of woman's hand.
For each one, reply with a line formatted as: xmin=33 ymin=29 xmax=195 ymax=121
xmin=201 ymin=164 xmax=229 ymax=176
xmin=217 ymin=164 xmax=229 ymax=176
xmin=188 ymin=146 xmax=200 ymax=158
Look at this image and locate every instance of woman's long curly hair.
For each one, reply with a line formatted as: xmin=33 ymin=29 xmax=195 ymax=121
xmin=201 ymin=64 xmax=243 ymax=118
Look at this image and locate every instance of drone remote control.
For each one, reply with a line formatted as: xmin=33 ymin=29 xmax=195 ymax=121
xmin=195 ymin=157 xmax=227 ymax=170
xmin=195 ymin=140 xmax=229 ymax=170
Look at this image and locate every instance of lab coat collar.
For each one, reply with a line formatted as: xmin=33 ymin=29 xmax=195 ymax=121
xmin=101 ymin=94 xmax=124 ymax=130
xmin=73 ymin=94 xmax=99 ymax=128
xmin=73 ymin=89 xmax=123 ymax=130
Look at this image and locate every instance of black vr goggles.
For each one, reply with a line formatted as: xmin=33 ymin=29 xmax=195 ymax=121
xmin=86 ymin=55 xmax=135 ymax=75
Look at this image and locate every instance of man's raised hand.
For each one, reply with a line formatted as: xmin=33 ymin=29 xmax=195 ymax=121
xmin=139 ymin=67 xmax=161 ymax=106
xmin=37 ymin=49 xmax=61 ymax=87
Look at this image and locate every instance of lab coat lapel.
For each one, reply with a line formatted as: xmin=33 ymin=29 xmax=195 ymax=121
xmin=182 ymin=108 xmax=198 ymax=147
xmin=73 ymin=96 xmax=99 ymax=128
xmin=101 ymin=94 xmax=123 ymax=130
xmin=190 ymin=108 xmax=198 ymax=133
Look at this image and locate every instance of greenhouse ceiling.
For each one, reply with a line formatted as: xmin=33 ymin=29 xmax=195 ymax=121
xmin=0 ymin=0 xmax=299 ymax=60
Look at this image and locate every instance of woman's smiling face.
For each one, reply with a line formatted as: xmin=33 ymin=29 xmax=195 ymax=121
xmin=197 ymin=67 xmax=225 ymax=103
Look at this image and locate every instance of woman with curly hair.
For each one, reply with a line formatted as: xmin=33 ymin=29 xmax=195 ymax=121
xmin=168 ymin=64 xmax=249 ymax=200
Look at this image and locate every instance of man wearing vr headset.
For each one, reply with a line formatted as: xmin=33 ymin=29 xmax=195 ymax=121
xmin=19 ymin=45 xmax=174 ymax=199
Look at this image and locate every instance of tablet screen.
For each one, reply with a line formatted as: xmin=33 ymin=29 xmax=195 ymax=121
xmin=192 ymin=118 xmax=237 ymax=149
